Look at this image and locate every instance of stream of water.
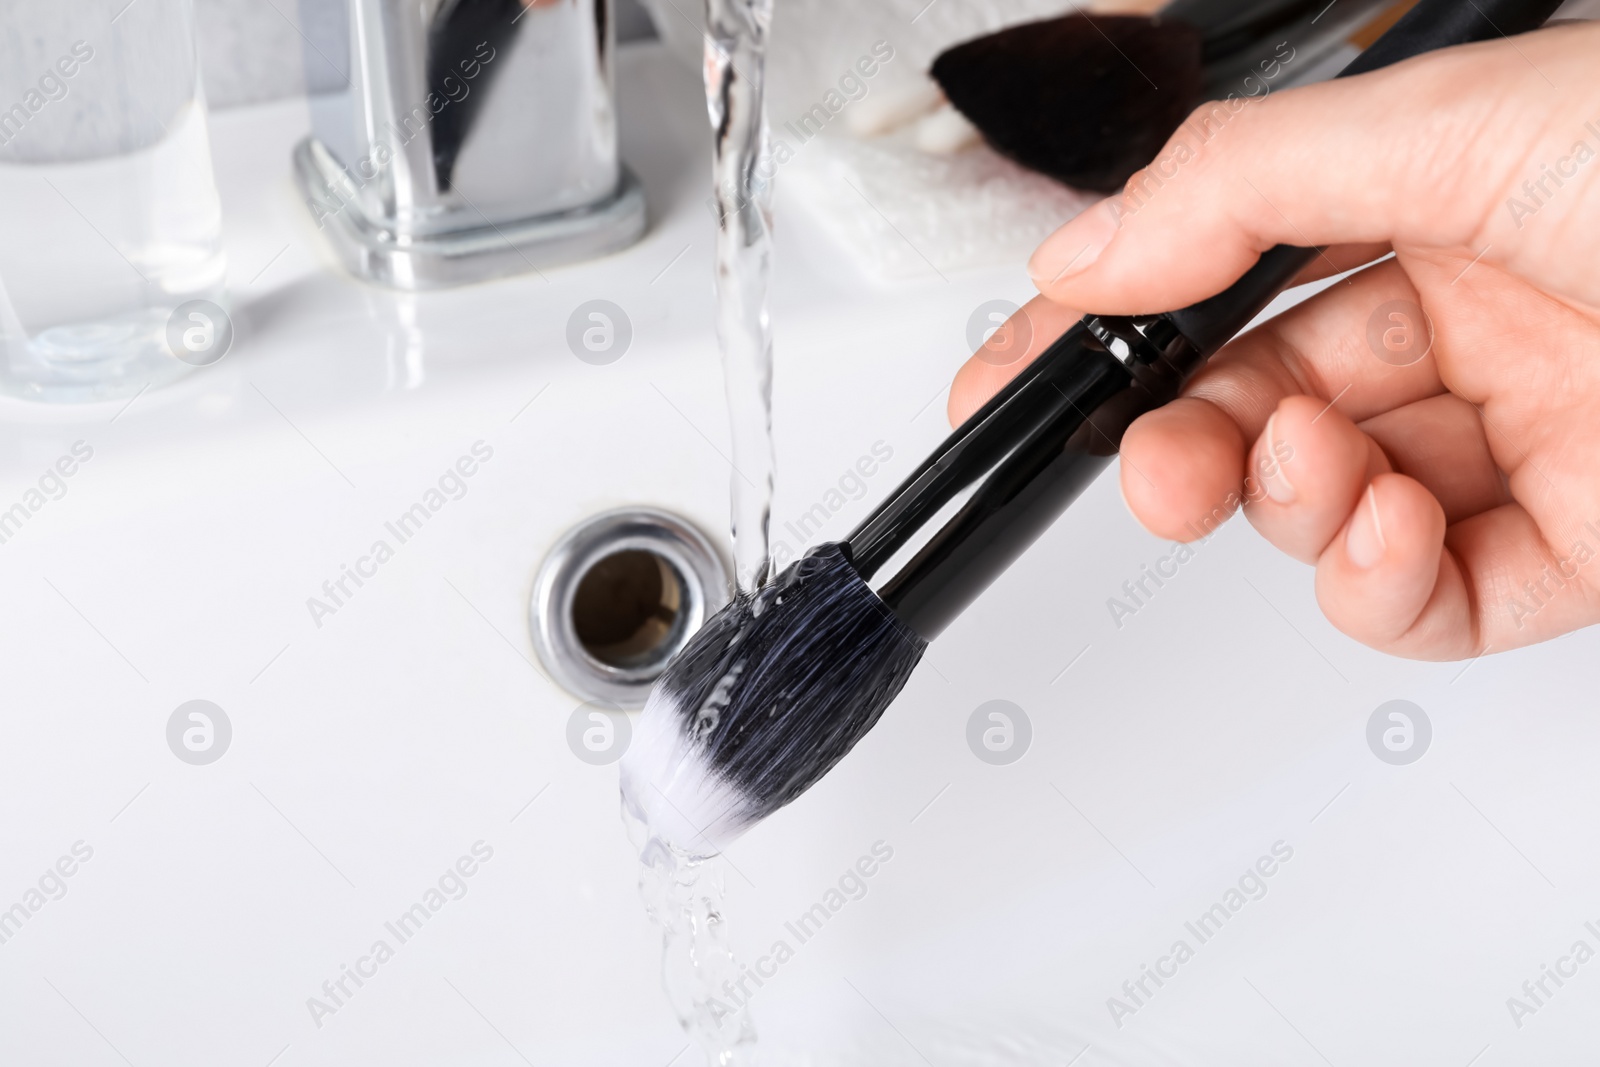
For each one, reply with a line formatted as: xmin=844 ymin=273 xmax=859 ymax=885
xmin=624 ymin=3 xmax=777 ymax=1062
xmin=625 ymin=791 xmax=759 ymax=1065
xmin=705 ymin=0 xmax=777 ymax=596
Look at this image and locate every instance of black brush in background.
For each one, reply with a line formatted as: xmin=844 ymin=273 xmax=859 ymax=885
xmin=620 ymin=0 xmax=1567 ymax=858
xmin=931 ymin=0 xmax=1411 ymax=191
xmin=427 ymin=0 xmax=527 ymax=191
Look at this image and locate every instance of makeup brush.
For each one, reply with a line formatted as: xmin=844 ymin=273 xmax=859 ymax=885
xmin=622 ymin=0 xmax=1567 ymax=858
xmin=929 ymin=0 xmax=1410 ymax=191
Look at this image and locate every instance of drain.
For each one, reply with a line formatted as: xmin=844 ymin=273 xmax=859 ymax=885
xmin=531 ymin=508 xmax=729 ymax=707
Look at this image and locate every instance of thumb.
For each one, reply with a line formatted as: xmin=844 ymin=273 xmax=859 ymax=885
xmin=1024 ymin=30 xmax=1564 ymax=315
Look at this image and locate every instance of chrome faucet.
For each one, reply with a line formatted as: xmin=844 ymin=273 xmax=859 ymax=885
xmin=294 ymin=0 xmax=646 ymax=288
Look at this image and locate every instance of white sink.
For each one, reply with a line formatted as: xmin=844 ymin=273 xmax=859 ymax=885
xmin=2 ymin=42 xmax=1597 ymax=1067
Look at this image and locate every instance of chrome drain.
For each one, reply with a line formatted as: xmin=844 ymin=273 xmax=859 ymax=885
xmin=531 ymin=508 xmax=729 ymax=707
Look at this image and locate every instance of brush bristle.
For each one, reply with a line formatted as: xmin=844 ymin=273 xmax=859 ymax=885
xmin=931 ymin=14 xmax=1205 ymax=192
xmin=620 ymin=543 xmax=926 ymax=856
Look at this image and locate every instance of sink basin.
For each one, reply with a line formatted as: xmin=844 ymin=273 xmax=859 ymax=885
xmin=2 ymin=41 xmax=1597 ymax=1067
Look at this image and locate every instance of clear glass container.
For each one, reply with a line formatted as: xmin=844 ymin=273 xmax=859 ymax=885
xmin=0 ymin=0 xmax=227 ymax=403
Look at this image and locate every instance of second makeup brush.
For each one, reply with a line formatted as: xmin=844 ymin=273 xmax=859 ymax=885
xmin=930 ymin=0 xmax=1415 ymax=191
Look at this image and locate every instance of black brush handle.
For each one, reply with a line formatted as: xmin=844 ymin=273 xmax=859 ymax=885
xmin=854 ymin=319 xmax=1172 ymax=637
xmin=1162 ymin=0 xmax=1329 ymax=59
xmin=848 ymin=0 xmax=1562 ymax=640
xmin=1170 ymin=0 xmax=1563 ymax=351
xmin=1198 ymin=0 xmax=1399 ymax=98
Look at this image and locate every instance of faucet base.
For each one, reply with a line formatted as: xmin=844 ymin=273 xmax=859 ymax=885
xmin=291 ymin=137 xmax=648 ymax=290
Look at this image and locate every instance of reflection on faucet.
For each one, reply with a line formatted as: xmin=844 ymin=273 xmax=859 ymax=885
xmin=427 ymin=0 xmax=527 ymax=190
xmin=293 ymin=0 xmax=647 ymax=289
xmin=380 ymin=296 xmax=427 ymax=392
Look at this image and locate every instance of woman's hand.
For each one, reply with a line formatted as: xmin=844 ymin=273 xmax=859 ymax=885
xmin=950 ymin=22 xmax=1600 ymax=660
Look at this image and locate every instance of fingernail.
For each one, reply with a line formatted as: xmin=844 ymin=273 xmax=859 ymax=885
xmin=1028 ymin=197 xmax=1122 ymax=286
xmin=1260 ymin=412 xmax=1295 ymax=504
xmin=1346 ymin=485 xmax=1386 ymax=569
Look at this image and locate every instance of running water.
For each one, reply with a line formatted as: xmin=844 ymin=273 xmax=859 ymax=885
xmin=624 ymin=792 xmax=758 ymax=1065
xmin=705 ymin=0 xmax=777 ymax=595
xmin=623 ymin=3 xmax=777 ymax=1061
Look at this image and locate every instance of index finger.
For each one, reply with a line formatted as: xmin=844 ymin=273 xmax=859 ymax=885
xmin=1120 ymin=256 xmax=1445 ymax=540
xmin=1027 ymin=27 xmax=1594 ymax=315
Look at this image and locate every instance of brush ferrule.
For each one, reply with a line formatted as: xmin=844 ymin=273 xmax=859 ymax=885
xmin=849 ymin=309 xmax=1214 ymax=639
xmin=1085 ymin=314 xmax=1198 ymax=371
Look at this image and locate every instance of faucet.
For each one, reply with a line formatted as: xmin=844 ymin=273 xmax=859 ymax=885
xmin=293 ymin=0 xmax=646 ymax=289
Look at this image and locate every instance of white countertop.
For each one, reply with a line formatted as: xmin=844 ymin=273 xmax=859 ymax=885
xmin=1 ymin=42 xmax=1597 ymax=1067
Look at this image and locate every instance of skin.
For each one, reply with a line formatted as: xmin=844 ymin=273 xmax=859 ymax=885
xmin=948 ymin=23 xmax=1600 ymax=661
